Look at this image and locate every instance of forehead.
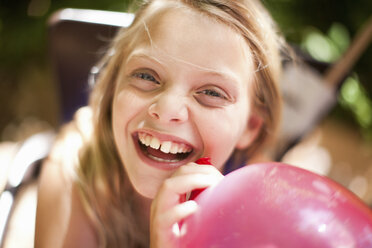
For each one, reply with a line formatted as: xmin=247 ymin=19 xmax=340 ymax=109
xmin=130 ymin=6 xmax=254 ymax=82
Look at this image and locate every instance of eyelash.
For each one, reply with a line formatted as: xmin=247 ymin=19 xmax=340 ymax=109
xmin=133 ymin=72 xmax=160 ymax=84
xmin=198 ymin=89 xmax=228 ymax=100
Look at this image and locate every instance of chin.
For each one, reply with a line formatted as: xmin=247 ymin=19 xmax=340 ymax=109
xmin=135 ymin=184 xmax=159 ymax=199
xmin=127 ymin=173 xmax=162 ymax=199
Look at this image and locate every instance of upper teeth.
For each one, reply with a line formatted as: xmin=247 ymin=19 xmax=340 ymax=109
xmin=138 ymin=132 xmax=192 ymax=154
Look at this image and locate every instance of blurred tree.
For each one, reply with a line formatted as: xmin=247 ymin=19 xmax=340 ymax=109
xmin=264 ymin=0 xmax=372 ymax=140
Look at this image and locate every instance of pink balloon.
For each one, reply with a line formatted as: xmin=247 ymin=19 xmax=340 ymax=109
xmin=179 ymin=162 xmax=372 ymax=248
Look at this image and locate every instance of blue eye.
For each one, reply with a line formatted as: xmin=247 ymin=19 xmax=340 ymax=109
xmin=129 ymin=70 xmax=161 ymax=92
xmin=200 ymin=89 xmax=227 ymax=99
xmin=133 ymin=72 xmax=160 ymax=84
xmin=195 ymin=87 xmax=230 ymax=107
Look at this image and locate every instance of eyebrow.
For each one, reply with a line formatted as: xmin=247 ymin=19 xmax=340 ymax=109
xmin=126 ymin=50 xmax=241 ymax=86
xmin=125 ymin=50 xmax=165 ymax=67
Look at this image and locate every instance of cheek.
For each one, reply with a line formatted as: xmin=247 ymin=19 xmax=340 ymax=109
xmin=199 ymin=103 xmax=250 ymax=168
xmin=113 ymin=90 xmax=146 ymax=128
xmin=112 ymin=90 xmax=148 ymax=149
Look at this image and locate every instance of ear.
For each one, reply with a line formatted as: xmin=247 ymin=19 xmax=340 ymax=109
xmin=236 ymin=114 xmax=263 ymax=149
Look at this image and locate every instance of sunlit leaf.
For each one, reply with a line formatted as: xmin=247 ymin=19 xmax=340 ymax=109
xmin=340 ymin=75 xmax=372 ymax=129
xmin=328 ymin=22 xmax=350 ymax=54
xmin=302 ymin=29 xmax=339 ymax=62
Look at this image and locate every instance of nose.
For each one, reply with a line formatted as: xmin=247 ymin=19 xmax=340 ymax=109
xmin=148 ymin=92 xmax=189 ymax=124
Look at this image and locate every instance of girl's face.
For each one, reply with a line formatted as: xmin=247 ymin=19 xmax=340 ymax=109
xmin=112 ymin=8 xmax=258 ymax=198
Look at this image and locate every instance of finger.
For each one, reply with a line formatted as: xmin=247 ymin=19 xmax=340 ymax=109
xmin=160 ymin=173 xmax=222 ymax=198
xmin=153 ymin=173 xmax=223 ymax=212
xmin=172 ymin=163 xmax=223 ymax=177
xmin=152 ymin=200 xmax=198 ymax=231
xmin=150 ymin=201 xmax=198 ymax=247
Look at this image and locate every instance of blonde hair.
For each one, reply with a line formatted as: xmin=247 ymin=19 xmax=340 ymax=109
xmin=74 ymin=0 xmax=285 ymax=246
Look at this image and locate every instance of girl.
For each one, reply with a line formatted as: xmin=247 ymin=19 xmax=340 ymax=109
xmin=35 ymin=0 xmax=285 ymax=247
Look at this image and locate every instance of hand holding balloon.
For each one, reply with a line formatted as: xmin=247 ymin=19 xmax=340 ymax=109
xmin=150 ymin=157 xmax=223 ymax=248
xmin=179 ymin=157 xmax=213 ymax=203
xmin=179 ymin=162 xmax=372 ymax=248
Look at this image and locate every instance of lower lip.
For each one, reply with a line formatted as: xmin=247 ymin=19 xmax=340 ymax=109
xmin=132 ymin=135 xmax=193 ymax=171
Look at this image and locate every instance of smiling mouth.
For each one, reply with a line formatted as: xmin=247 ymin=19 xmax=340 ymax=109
xmin=137 ymin=132 xmax=193 ymax=163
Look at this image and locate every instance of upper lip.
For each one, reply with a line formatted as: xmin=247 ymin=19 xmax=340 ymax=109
xmin=135 ymin=129 xmax=195 ymax=149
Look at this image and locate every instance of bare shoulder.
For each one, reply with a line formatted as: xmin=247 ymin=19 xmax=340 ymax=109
xmin=34 ymin=111 xmax=98 ymax=248
xmin=34 ymin=157 xmax=98 ymax=248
